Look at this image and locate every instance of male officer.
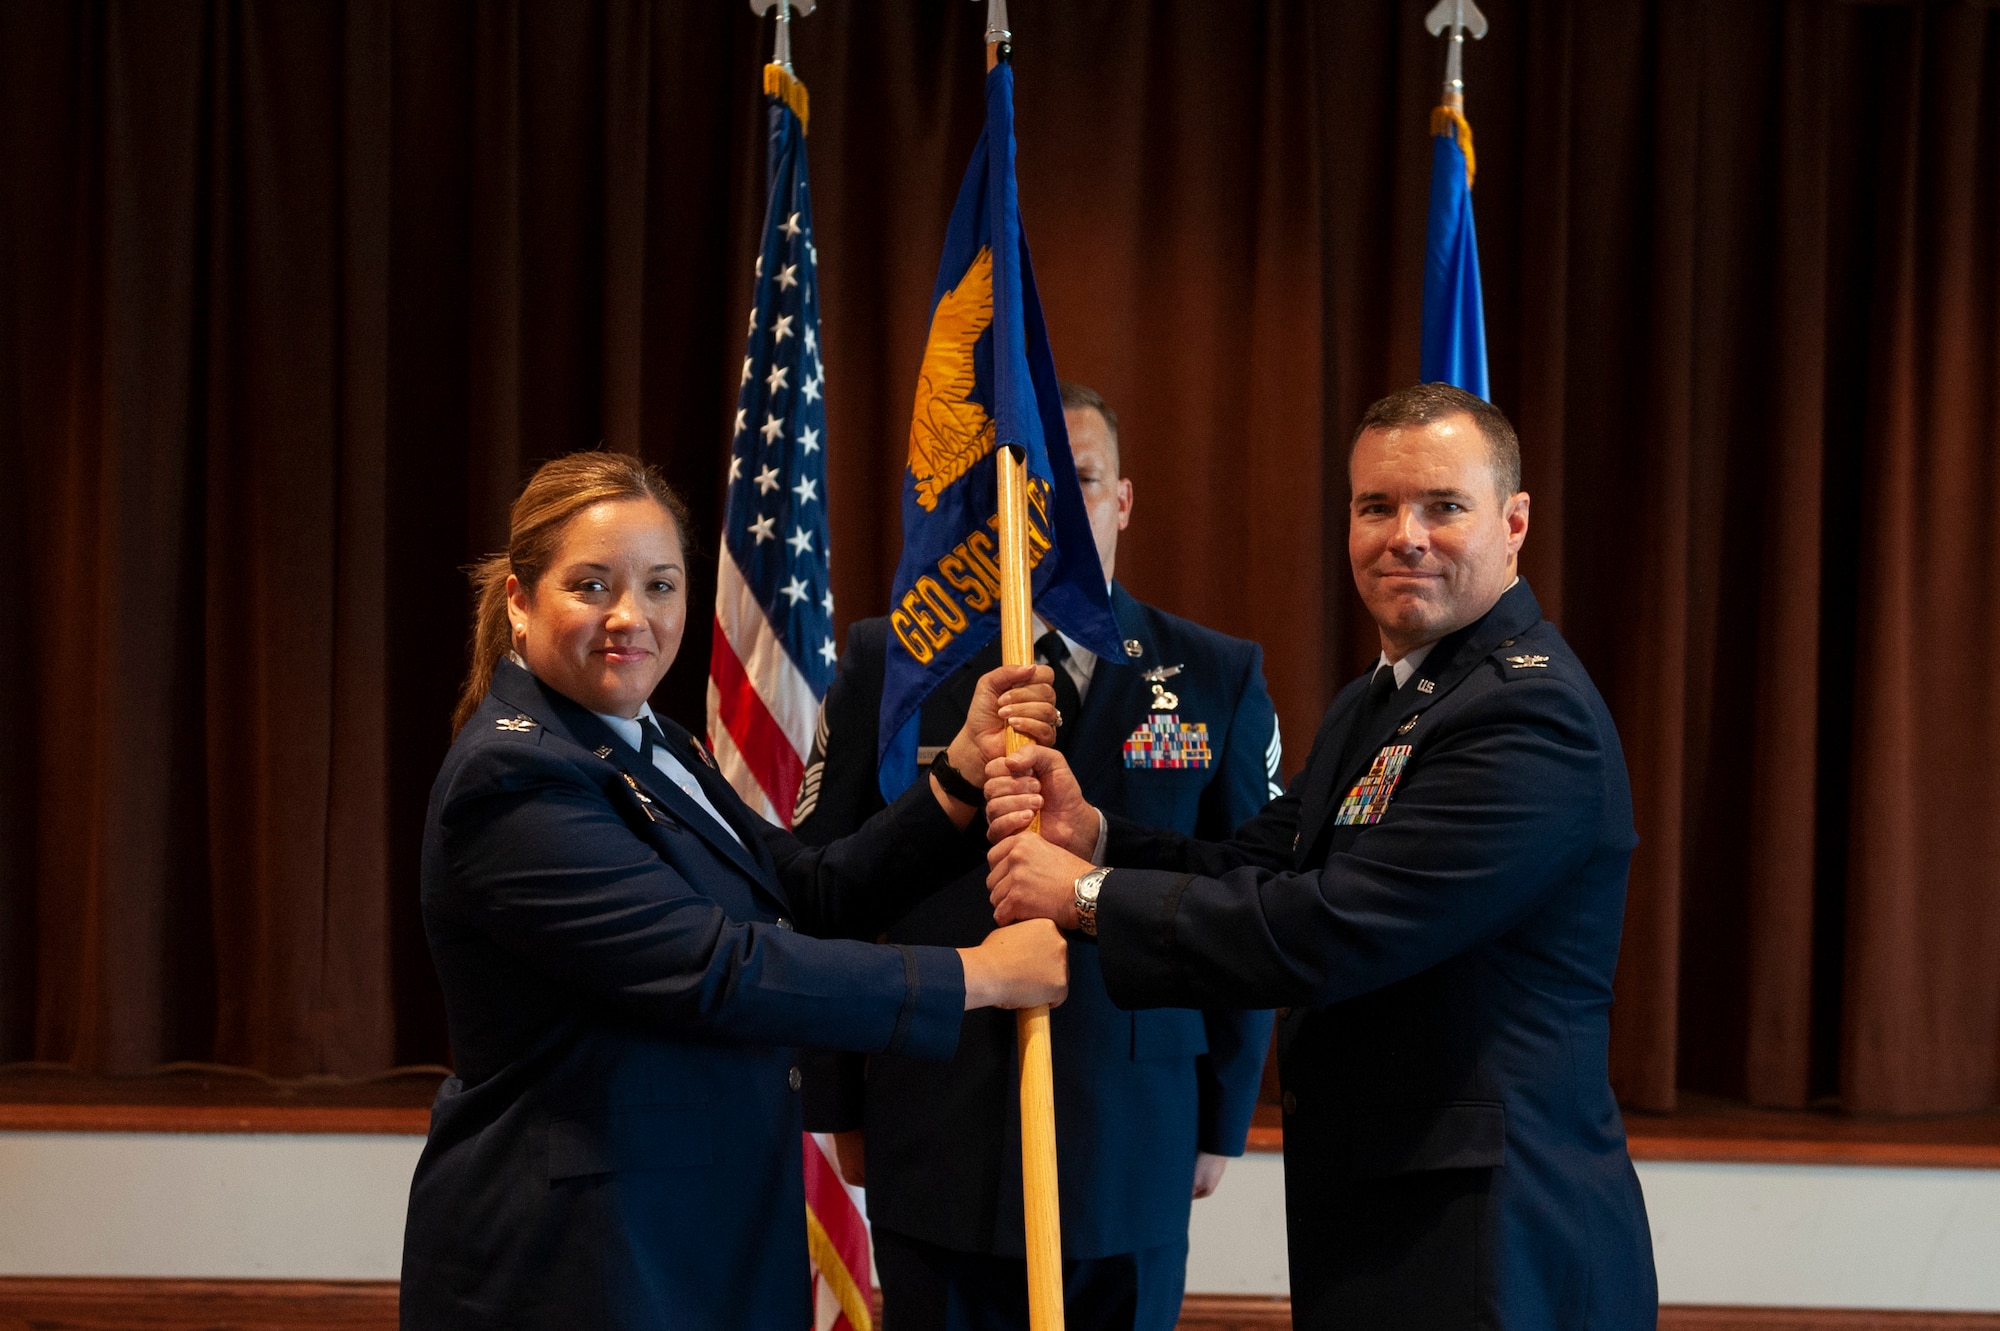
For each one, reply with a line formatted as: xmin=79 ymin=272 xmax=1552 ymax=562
xmin=985 ymin=383 xmax=1658 ymax=1330
xmin=793 ymin=382 xmax=1279 ymax=1330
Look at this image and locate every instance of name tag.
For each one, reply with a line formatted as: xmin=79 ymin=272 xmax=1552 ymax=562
xmin=1123 ymin=714 xmax=1212 ymax=769
xmin=1333 ymin=745 xmax=1412 ymax=826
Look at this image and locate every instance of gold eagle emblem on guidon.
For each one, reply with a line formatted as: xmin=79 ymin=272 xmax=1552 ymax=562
xmin=906 ymin=246 xmax=998 ymax=511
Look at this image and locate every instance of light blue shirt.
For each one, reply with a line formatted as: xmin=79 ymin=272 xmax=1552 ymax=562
xmin=594 ymin=702 xmax=746 ymax=851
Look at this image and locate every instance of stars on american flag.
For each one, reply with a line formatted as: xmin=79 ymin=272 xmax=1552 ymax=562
xmin=721 ymin=157 xmax=835 ymax=697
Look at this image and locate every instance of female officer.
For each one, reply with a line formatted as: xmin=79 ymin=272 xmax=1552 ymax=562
xmin=401 ymin=452 xmax=1067 ymax=1329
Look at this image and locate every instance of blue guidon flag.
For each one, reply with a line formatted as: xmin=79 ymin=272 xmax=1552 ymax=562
xmin=876 ymin=60 xmax=1123 ymax=800
xmin=708 ymin=64 xmax=835 ymax=827
xmin=1420 ymin=99 xmax=1489 ymax=399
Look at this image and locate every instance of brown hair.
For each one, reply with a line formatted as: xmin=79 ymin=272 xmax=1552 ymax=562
xmin=1350 ymin=382 xmax=1522 ymax=498
xmin=1057 ymin=380 xmax=1121 ymax=475
xmin=452 ymin=451 xmax=693 ymax=735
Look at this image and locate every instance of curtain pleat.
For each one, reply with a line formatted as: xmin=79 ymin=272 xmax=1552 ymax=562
xmin=2 ymin=0 xmax=1996 ymax=1113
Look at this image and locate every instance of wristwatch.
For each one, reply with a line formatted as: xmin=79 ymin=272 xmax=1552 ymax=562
xmin=1073 ymin=867 xmax=1110 ymax=937
xmin=928 ymin=747 xmax=984 ymax=808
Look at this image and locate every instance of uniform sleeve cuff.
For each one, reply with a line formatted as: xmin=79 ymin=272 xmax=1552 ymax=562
xmin=887 ymin=944 xmax=965 ymax=1060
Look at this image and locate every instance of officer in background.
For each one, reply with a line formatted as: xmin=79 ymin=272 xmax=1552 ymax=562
xmin=793 ymin=382 xmax=1279 ymax=1330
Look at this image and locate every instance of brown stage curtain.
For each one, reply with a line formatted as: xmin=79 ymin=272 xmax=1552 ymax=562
xmin=2 ymin=0 xmax=1995 ymax=1114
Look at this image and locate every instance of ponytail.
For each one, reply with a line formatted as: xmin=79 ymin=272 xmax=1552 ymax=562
xmin=452 ymin=553 xmax=517 ymax=736
xmin=450 ymin=452 xmax=692 ymax=737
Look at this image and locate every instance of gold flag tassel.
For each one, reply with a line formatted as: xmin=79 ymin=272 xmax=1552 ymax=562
xmin=1429 ymin=104 xmax=1476 ymax=188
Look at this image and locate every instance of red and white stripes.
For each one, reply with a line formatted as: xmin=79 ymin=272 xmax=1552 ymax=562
xmin=707 ymin=547 xmax=819 ymax=827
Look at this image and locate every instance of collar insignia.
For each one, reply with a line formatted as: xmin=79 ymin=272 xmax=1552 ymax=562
xmin=1123 ymin=639 xmax=1144 ymax=658
xmin=1504 ymin=654 xmax=1551 ymax=670
xmin=594 ymin=746 xmax=613 ymax=759
xmin=1417 ymin=679 xmax=1436 ymax=694
xmin=496 ymin=715 xmax=537 ymax=732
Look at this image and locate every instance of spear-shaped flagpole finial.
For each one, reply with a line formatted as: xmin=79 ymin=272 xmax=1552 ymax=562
xmin=1424 ymin=0 xmax=1488 ymax=110
xmin=750 ymin=0 xmax=817 ymax=74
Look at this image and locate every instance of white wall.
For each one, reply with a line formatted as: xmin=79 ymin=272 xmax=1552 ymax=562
xmin=2 ymin=1131 xmax=1997 ymax=1310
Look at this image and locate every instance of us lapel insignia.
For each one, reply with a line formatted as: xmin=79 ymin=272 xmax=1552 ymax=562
xmin=1333 ymin=744 xmax=1413 ymax=826
xmin=594 ymin=746 xmax=613 ymax=759
xmin=1504 ymin=654 xmax=1551 ymax=670
xmin=1123 ymin=714 xmax=1212 ymax=769
xmin=1123 ymin=639 xmax=1144 ymax=658
xmin=495 ymin=715 xmax=536 ymax=732
xmin=1417 ymin=679 xmax=1436 ymax=694
xmin=1143 ymin=663 xmax=1185 ymax=712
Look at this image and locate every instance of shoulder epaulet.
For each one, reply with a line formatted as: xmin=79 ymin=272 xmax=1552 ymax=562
xmin=1487 ymin=628 xmax=1565 ymax=680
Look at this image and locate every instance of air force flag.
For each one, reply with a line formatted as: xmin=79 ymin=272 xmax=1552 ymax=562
xmin=876 ymin=62 xmax=1122 ymax=800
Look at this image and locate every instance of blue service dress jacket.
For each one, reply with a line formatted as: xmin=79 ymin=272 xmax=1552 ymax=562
xmin=400 ymin=660 xmax=978 ymax=1331
xmin=794 ymin=584 xmax=1278 ymax=1261
xmin=1092 ymin=580 xmax=1657 ymax=1330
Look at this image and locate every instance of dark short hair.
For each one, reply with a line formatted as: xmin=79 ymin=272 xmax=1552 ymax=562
xmin=1349 ymin=383 xmax=1522 ymax=497
xmin=1058 ymin=381 xmax=1120 ymax=470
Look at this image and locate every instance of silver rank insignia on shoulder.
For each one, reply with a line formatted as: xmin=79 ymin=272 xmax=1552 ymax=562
xmin=1504 ymin=654 xmax=1551 ymax=670
xmin=690 ymin=737 xmax=717 ymax=769
xmin=594 ymin=746 xmax=613 ymax=759
xmin=1143 ymin=663 xmax=1185 ymax=712
xmin=496 ymin=715 xmax=536 ymax=732
xmin=1417 ymin=679 xmax=1436 ymax=694
xmin=1124 ymin=639 xmax=1144 ymax=658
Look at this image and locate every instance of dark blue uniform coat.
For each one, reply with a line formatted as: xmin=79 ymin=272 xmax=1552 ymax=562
xmin=400 ymin=660 xmax=976 ymax=1330
xmin=795 ymin=585 xmax=1278 ymax=1261
xmin=1094 ymin=582 xmax=1657 ymax=1330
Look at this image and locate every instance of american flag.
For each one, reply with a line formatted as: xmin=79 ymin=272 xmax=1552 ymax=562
xmin=708 ymin=66 xmax=836 ymax=828
xmin=706 ymin=64 xmax=874 ymax=1331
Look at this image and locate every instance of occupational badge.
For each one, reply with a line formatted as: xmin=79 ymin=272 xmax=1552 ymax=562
xmin=1123 ymin=714 xmax=1212 ymax=769
xmin=1333 ymin=744 xmax=1412 ymax=826
xmin=1142 ymin=663 xmax=1185 ymax=712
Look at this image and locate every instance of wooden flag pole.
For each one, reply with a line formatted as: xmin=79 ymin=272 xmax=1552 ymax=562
xmin=996 ymin=447 xmax=1065 ymax=1331
xmin=986 ymin=4 xmax=1061 ymax=1324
